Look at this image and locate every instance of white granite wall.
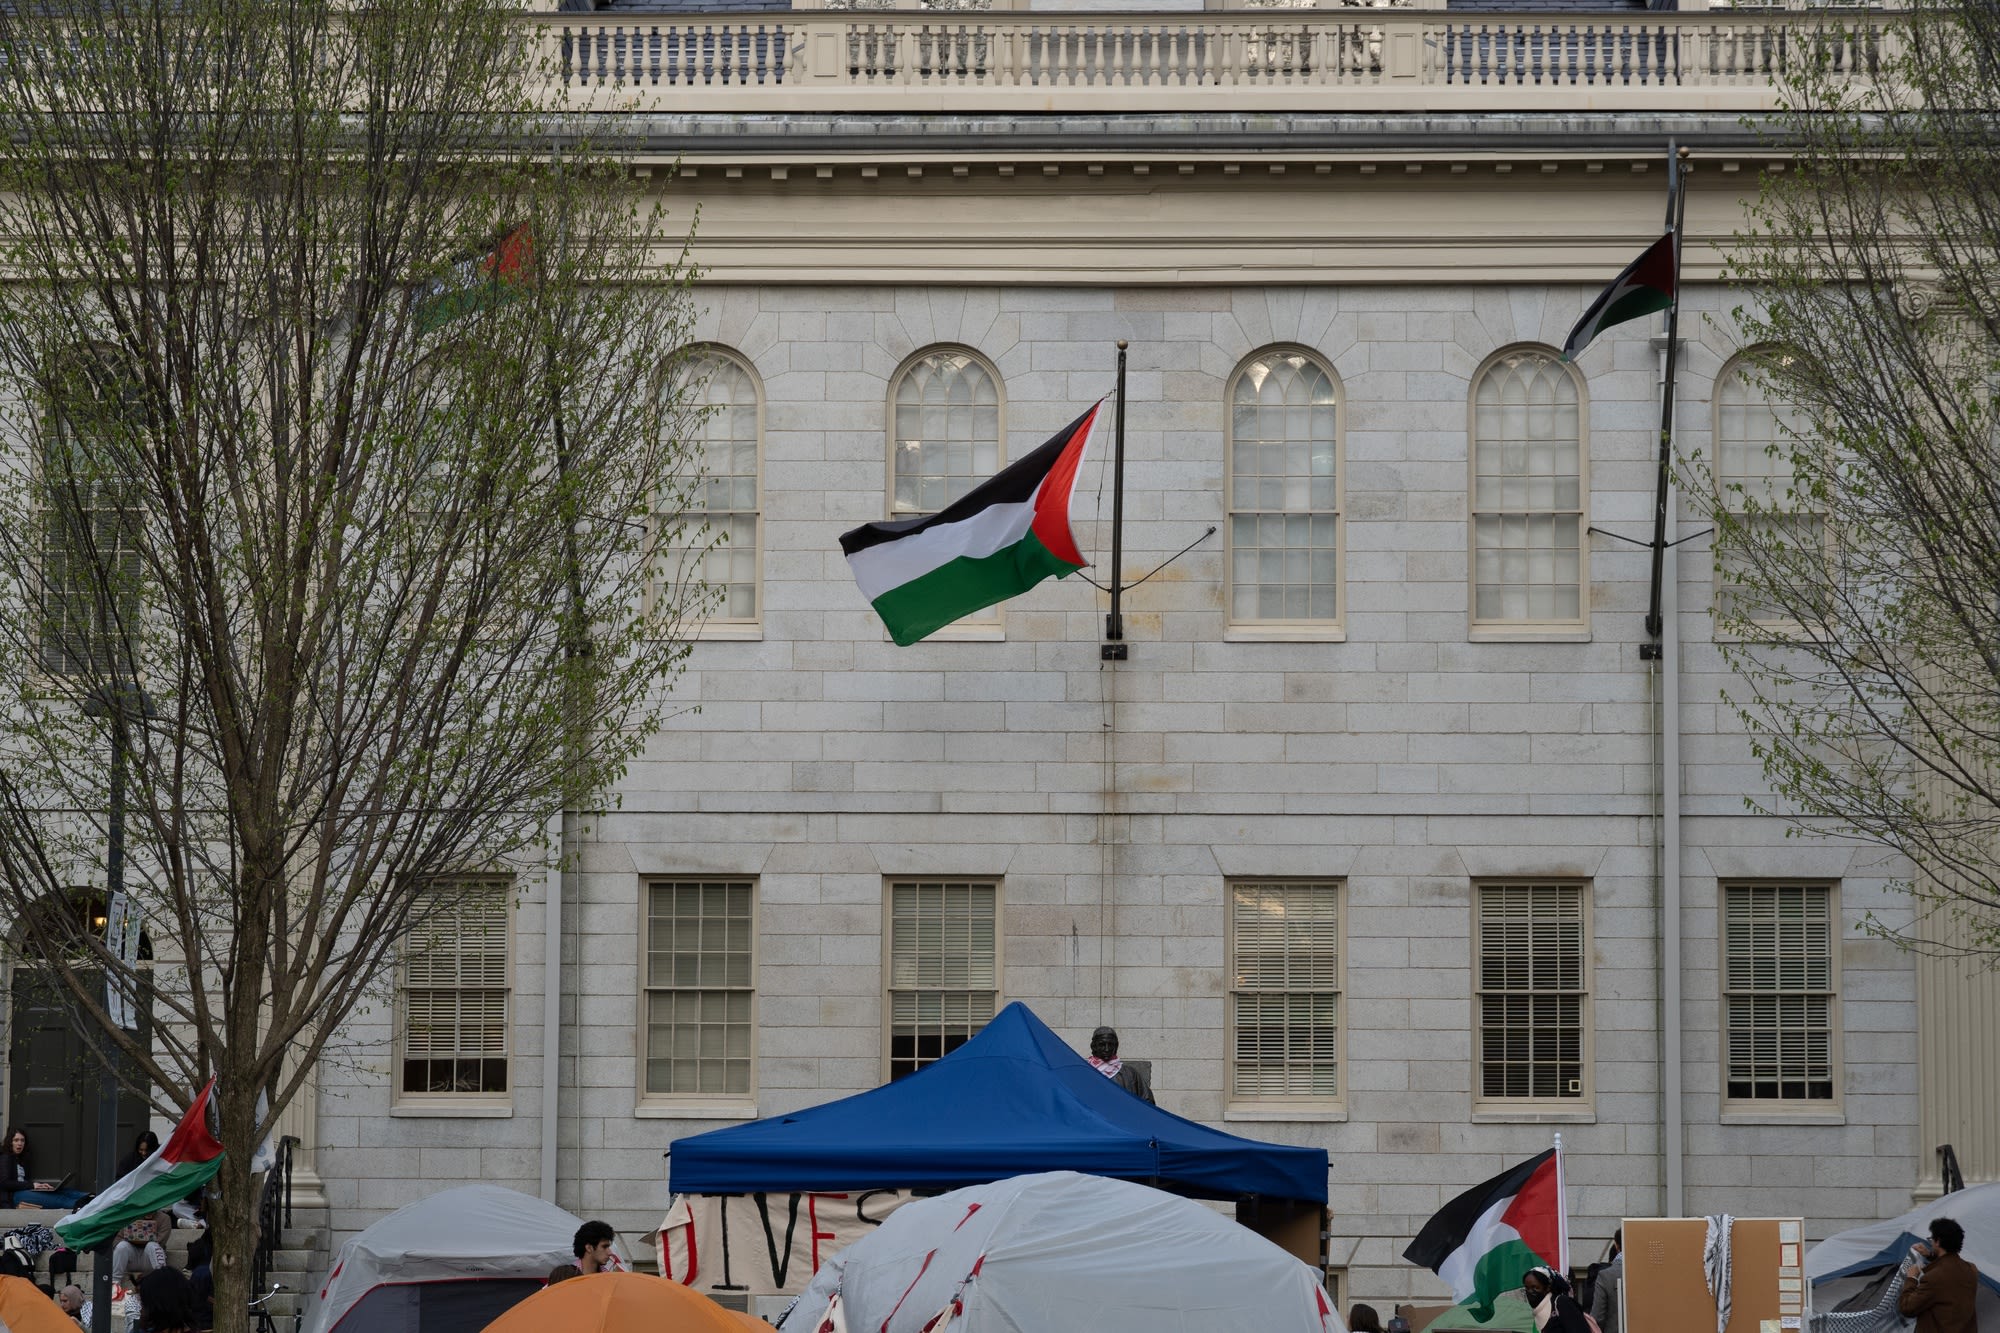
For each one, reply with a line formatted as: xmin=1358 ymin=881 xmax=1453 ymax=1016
xmin=313 ymin=282 xmax=1919 ymax=1313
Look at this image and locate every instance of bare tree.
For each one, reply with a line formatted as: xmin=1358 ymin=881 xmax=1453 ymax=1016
xmin=0 ymin=1 xmax=707 ymax=1325
xmin=1702 ymin=0 xmax=2000 ymax=956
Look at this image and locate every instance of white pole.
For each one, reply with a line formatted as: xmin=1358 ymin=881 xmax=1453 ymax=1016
xmin=541 ymin=810 xmax=563 ymax=1203
xmin=1554 ymin=1131 xmax=1570 ymax=1275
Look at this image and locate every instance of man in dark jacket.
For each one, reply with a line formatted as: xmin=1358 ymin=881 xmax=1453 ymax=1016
xmin=1899 ymin=1216 xmax=1980 ymax=1333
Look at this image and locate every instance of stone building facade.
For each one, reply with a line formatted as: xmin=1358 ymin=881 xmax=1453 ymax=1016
xmin=15 ymin=0 xmax=1984 ymax=1321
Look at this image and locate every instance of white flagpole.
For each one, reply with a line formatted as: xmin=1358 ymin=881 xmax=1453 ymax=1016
xmin=1554 ymin=1132 xmax=1571 ymax=1277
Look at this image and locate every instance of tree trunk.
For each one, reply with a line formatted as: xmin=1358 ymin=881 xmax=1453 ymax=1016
xmin=206 ymin=1089 xmax=259 ymax=1333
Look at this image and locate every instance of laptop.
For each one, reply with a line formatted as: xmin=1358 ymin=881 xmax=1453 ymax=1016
xmin=31 ymin=1172 xmax=71 ymax=1193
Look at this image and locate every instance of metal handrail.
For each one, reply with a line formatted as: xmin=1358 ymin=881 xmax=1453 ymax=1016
xmin=250 ymin=1135 xmax=301 ymax=1297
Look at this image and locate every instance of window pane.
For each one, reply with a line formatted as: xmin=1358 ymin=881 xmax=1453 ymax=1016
xmin=1715 ymin=359 xmax=1818 ymax=625
xmin=401 ymin=879 xmax=511 ymax=1096
xmin=1230 ymin=881 xmax=1341 ymax=1099
xmin=1723 ymin=884 xmax=1836 ymax=1101
xmin=888 ymin=881 xmax=998 ymax=1079
xmin=662 ymin=351 xmax=760 ymax=623
xmin=1476 ymin=883 xmax=1586 ymax=1101
xmin=1472 ymin=351 xmax=1582 ymax=626
xmin=645 ymin=879 xmax=757 ymax=1096
xmin=1229 ymin=353 xmax=1340 ymax=625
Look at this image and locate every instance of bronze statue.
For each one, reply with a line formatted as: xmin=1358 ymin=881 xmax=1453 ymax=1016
xmin=1088 ymin=1026 xmax=1155 ymax=1104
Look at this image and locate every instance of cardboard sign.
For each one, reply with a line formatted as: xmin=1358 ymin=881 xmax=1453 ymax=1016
xmin=657 ymin=1190 xmax=919 ymax=1298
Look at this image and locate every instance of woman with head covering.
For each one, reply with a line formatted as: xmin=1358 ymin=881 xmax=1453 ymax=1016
xmin=1522 ymin=1265 xmax=1596 ymax=1333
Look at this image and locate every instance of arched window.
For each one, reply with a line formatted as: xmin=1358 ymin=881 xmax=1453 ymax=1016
xmin=1226 ymin=348 xmax=1341 ymax=630
xmin=890 ymin=347 xmax=1002 ymax=518
xmin=1470 ymin=348 xmax=1586 ymax=630
xmin=1715 ymin=351 xmax=1817 ymax=627
xmin=672 ymin=348 xmax=761 ymax=629
xmin=887 ymin=347 xmax=1003 ymax=629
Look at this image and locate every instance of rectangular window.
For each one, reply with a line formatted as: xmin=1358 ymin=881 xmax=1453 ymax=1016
xmin=1229 ymin=880 xmax=1341 ymax=1103
xmin=40 ymin=369 xmax=144 ymax=678
xmin=1476 ymin=882 xmax=1589 ymax=1105
xmin=887 ymin=880 xmax=997 ymax=1080
xmin=644 ymin=879 xmax=756 ymax=1099
xmin=1724 ymin=883 xmax=1837 ymax=1104
xmin=400 ymin=879 xmax=511 ymax=1099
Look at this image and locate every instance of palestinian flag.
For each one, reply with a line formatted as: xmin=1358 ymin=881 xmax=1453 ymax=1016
xmin=414 ymin=223 xmax=535 ymax=332
xmin=1402 ymin=1149 xmax=1565 ymax=1325
xmin=841 ymin=403 xmax=1099 ymax=646
xmin=57 ymin=1079 xmax=226 ymax=1250
xmin=1560 ymin=232 xmax=1677 ymax=362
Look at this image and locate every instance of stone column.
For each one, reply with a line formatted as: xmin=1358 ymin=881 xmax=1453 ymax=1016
xmin=272 ymin=1060 xmax=328 ymax=1211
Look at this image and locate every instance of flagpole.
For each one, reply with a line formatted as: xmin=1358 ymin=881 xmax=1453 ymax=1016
xmin=1102 ymin=341 xmax=1129 ymax=662
xmin=1643 ymin=143 xmax=1688 ymax=648
xmin=1554 ymin=1132 xmax=1570 ymax=1278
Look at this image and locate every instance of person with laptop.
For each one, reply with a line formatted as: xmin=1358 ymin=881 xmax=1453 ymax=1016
xmin=0 ymin=1127 xmax=88 ymax=1209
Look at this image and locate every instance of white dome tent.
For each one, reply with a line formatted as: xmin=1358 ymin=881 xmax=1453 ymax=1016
xmin=777 ymin=1171 xmax=1342 ymax=1333
xmin=305 ymin=1184 xmax=631 ymax=1333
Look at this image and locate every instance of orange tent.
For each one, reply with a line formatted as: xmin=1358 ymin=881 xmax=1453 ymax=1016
xmin=480 ymin=1271 xmax=769 ymax=1332
xmin=0 ymin=1274 xmax=87 ymax=1333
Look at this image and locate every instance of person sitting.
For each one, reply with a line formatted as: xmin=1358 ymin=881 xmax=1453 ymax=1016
xmin=57 ymin=1283 xmax=87 ymax=1327
xmin=572 ymin=1220 xmax=624 ymax=1275
xmin=117 ymin=1131 xmax=161 ymax=1181
xmin=547 ymin=1263 xmax=582 ymax=1284
xmin=1349 ymin=1304 xmax=1386 ymax=1332
xmin=1522 ymin=1265 xmax=1594 ymax=1333
xmin=135 ymin=1267 xmax=201 ymax=1333
xmin=0 ymin=1128 xmax=89 ymax=1209
xmin=114 ymin=1210 xmax=172 ymax=1291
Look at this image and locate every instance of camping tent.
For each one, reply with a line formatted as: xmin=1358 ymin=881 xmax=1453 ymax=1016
xmin=774 ymin=1172 xmax=1344 ymax=1333
xmin=306 ymin=1184 xmax=631 ymax=1333
xmin=1805 ymin=1182 xmax=2000 ymax=1322
xmin=668 ymin=1002 xmax=1328 ymax=1205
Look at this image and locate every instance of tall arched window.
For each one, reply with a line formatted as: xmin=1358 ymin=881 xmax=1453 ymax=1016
xmin=1715 ymin=351 xmax=1816 ymax=627
xmin=41 ymin=347 xmax=144 ymax=676
xmin=674 ymin=348 xmax=761 ymax=629
xmin=888 ymin=347 xmax=1003 ymax=629
xmin=1227 ymin=348 xmax=1341 ymax=630
xmin=1470 ymin=348 xmax=1586 ymax=630
xmin=890 ymin=347 xmax=1002 ymax=518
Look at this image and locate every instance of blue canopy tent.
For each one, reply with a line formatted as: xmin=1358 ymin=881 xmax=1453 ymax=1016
xmin=667 ymin=1001 xmax=1328 ymax=1206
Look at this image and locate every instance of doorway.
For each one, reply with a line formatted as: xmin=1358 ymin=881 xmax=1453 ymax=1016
xmin=7 ymin=973 xmax=151 ymax=1192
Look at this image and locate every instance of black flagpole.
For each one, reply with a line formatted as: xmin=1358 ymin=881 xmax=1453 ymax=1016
xmin=1103 ymin=340 xmax=1128 ymax=661
xmin=1643 ymin=143 xmax=1689 ymax=655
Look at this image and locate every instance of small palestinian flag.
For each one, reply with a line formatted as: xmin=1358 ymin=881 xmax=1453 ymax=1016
xmin=1561 ymin=232 xmax=1677 ymax=362
xmin=57 ymin=1079 xmax=226 ymax=1250
xmin=1402 ymin=1149 xmax=1565 ymax=1325
xmin=841 ymin=403 xmax=1099 ymax=646
xmin=414 ymin=223 xmax=535 ymax=333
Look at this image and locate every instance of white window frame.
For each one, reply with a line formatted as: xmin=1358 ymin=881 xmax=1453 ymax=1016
xmin=1720 ymin=881 xmax=1842 ymax=1118
xmin=883 ymin=346 xmax=1007 ymax=642
xmin=394 ymin=877 xmax=513 ymax=1112
xmin=1224 ymin=347 xmax=1346 ymax=642
xmin=1225 ymin=878 xmax=1345 ymax=1115
xmin=660 ymin=345 xmax=764 ymax=641
xmin=639 ymin=877 xmax=759 ymax=1109
xmin=1711 ymin=349 xmax=1825 ymax=639
xmin=36 ymin=346 xmax=146 ymax=682
xmin=1467 ymin=345 xmax=1591 ymax=640
xmin=1473 ymin=880 xmax=1593 ymax=1116
xmin=882 ymin=878 xmax=1001 ymax=1081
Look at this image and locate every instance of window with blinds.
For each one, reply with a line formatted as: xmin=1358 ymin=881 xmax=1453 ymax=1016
xmin=40 ymin=350 xmax=146 ymax=678
xmin=887 ymin=880 xmax=997 ymax=1080
xmin=645 ymin=879 xmax=755 ymax=1098
xmin=1477 ymin=882 xmax=1588 ymax=1104
xmin=400 ymin=880 xmax=511 ymax=1098
xmin=1724 ymin=884 xmax=1837 ymax=1103
xmin=1229 ymin=880 xmax=1341 ymax=1102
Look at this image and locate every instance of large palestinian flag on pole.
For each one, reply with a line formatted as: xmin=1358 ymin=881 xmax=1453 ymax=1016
xmin=1402 ymin=1148 xmax=1565 ymax=1325
xmin=57 ymin=1079 xmax=226 ymax=1250
xmin=841 ymin=403 xmax=1100 ymax=646
xmin=1560 ymin=231 xmax=1676 ymax=362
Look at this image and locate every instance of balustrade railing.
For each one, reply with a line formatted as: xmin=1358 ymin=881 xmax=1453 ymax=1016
xmin=538 ymin=8 xmax=1896 ymax=108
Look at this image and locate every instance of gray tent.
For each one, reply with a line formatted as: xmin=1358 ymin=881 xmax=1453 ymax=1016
xmin=305 ymin=1184 xmax=630 ymax=1333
